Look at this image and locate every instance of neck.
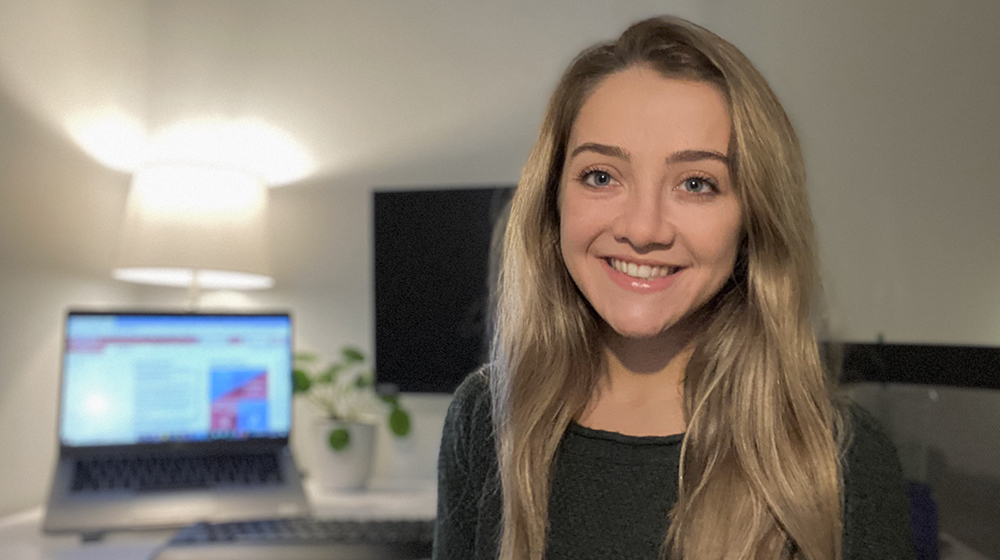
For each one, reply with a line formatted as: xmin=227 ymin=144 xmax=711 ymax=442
xmin=577 ymin=318 xmax=702 ymax=437
xmin=605 ymin=326 xmax=696 ymax=377
xmin=601 ymin=326 xmax=696 ymax=403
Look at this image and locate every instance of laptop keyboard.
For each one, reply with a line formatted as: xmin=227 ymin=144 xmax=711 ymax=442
xmin=169 ymin=517 xmax=435 ymax=545
xmin=70 ymin=453 xmax=283 ymax=492
xmin=152 ymin=517 xmax=435 ymax=560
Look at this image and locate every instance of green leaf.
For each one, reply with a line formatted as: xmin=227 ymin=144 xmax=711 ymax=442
xmin=317 ymin=364 xmax=342 ymax=384
xmin=356 ymin=369 xmax=374 ymax=389
xmin=379 ymin=394 xmax=399 ymax=406
xmin=389 ymin=407 xmax=410 ymax=437
xmin=328 ymin=427 xmax=350 ymax=451
xmin=292 ymin=369 xmax=311 ymax=393
xmin=294 ymin=352 xmax=319 ymax=363
xmin=341 ymin=347 xmax=364 ymax=362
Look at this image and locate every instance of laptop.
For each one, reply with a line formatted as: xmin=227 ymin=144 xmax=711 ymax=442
xmin=44 ymin=311 xmax=309 ymax=534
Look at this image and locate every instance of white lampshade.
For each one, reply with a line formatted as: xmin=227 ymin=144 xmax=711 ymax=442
xmin=113 ymin=162 xmax=274 ymax=290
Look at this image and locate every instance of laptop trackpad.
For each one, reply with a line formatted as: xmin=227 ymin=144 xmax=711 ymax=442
xmin=131 ymin=497 xmax=217 ymax=523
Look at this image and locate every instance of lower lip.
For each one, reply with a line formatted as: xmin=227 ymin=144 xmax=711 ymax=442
xmin=602 ymin=259 xmax=681 ymax=293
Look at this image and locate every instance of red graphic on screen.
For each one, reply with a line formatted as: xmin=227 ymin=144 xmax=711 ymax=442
xmin=210 ymin=371 xmax=268 ymax=433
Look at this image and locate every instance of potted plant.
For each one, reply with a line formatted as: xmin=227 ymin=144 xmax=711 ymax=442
xmin=292 ymin=346 xmax=410 ymax=490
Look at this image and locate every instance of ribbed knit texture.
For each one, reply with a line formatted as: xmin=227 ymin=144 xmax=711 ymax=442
xmin=433 ymin=372 xmax=916 ymax=560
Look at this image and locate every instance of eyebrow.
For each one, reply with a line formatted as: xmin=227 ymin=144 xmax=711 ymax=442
xmin=569 ymin=142 xmax=631 ymax=161
xmin=666 ymin=149 xmax=730 ymax=165
xmin=568 ymin=143 xmax=730 ymax=165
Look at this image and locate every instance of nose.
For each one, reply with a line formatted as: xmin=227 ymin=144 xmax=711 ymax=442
xmin=612 ymin=184 xmax=674 ymax=251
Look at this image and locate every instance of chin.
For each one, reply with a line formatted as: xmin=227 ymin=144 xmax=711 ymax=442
xmin=604 ymin=317 xmax=676 ymax=340
xmin=614 ymin=328 xmax=669 ymax=340
xmin=600 ymin=304 xmax=706 ymax=341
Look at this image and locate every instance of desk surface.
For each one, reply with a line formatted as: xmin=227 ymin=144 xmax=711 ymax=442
xmin=0 ymin=482 xmax=437 ymax=560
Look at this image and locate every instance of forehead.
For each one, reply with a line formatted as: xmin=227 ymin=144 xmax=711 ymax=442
xmin=568 ymin=67 xmax=731 ymax=156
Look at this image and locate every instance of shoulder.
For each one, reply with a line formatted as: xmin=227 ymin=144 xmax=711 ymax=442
xmin=842 ymin=403 xmax=904 ymax=481
xmin=446 ymin=367 xmax=492 ymax=432
xmin=434 ymin=368 xmax=501 ymax=560
xmin=441 ymin=367 xmax=495 ymax=463
xmin=840 ymin=402 xmax=916 ymax=560
xmin=451 ymin=367 xmax=491 ymax=409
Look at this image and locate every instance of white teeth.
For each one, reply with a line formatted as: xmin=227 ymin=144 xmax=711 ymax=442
xmin=610 ymin=258 xmax=676 ymax=279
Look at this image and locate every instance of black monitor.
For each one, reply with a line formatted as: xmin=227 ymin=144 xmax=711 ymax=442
xmin=836 ymin=342 xmax=1000 ymax=390
xmin=373 ymin=186 xmax=514 ymax=393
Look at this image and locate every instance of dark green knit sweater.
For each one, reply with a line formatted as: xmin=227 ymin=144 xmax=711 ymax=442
xmin=433 ymin=371 xmax=916 ymax=560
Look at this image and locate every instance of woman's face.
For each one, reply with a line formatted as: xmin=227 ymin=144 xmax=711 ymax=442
xmin=558 ymin=67 xmax=742 ymax=339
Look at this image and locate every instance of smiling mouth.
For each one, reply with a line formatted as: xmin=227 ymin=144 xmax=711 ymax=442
xmin=606 ymin=257 xmax=680 ymax=280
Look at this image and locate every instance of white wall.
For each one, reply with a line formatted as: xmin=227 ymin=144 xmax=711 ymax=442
xmin=0 ymin=0 xmax=145 ymax=515
xmin=701 ymin=0 xmax=1000 ymax=346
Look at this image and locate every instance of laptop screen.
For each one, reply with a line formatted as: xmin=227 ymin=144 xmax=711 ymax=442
xmin=59 ymin=312 xmax=293 ymax=447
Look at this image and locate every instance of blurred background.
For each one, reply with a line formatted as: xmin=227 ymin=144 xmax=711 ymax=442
xmin=0 ymin=0 xmax=997 ymax=557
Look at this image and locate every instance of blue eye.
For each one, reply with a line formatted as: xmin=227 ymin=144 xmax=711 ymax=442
xmin=681 ymin=176 xmax=716 ymax=194
xmin=582 ymin=169 xmax=615 ymax=187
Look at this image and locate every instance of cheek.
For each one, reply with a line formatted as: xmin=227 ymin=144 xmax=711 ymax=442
xmin=684 ymin=209 xmax=742 ymax=270
xmin=557 ymin=191 xmax=605 ymax=294
xmin=558 ymin=190 xmax=591 ymax=256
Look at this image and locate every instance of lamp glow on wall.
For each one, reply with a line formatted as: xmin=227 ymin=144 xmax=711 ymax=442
xmin=113 ymin=162 xmax=274 ymax=307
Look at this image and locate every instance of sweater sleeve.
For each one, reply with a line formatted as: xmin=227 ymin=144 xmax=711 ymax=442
xmin=841 ymin=404 xmax=917 ymax=560
xmin=433 ymin=370 xmax=492 ymax=560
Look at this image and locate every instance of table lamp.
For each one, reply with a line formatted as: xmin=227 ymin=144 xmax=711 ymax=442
xmin=112 ymin=162 xmax=274 ymax=308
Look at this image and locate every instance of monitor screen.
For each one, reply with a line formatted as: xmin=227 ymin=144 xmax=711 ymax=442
xmin=374 ymin=187 xmax=514 ymax=393
xmin=837 ymin=341 xmax=1000 ymax=390
xmin=59 ymin=312 xmax=293 ymax=447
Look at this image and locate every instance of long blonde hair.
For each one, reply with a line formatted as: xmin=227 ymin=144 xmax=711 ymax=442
xmin=490 ymin=16 xmax=846 ymax=560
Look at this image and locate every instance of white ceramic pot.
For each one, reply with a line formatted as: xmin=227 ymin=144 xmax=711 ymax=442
xmin=310 ymin=419 xmax=377 ymax=491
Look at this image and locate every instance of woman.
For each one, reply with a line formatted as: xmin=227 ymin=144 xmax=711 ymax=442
xmin=435 ymin=16 xmax=914 ymax=560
